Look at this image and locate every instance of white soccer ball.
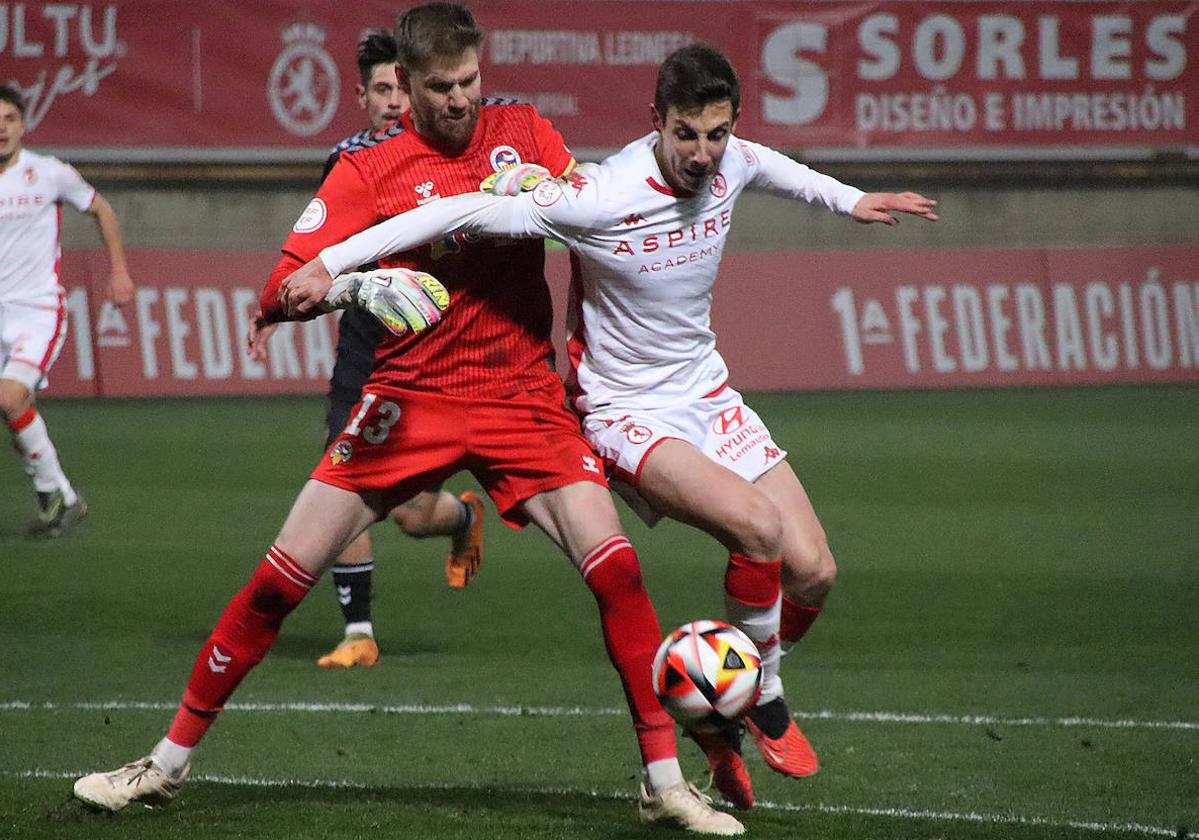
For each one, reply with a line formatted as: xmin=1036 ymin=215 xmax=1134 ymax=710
xmin=652 ymin=620 xmax=763 ymax=732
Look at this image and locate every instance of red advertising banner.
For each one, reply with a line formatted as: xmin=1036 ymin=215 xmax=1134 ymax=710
xmin=45 ymin=244 xmax=1199 ymax=398
xmin=46 ymin=249 xmax=338 ymax=397
xmin=5 ymin=2 xmax=1195 ymax=159
xmin=712 ymin=244 xmax=1199 ymax=389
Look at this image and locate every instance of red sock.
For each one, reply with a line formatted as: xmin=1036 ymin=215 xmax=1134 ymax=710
xmin=580 ymin=535 xmax=676 ymax=765
xmin=167 ymin=546 xmax=316 ymax=746
xmin=7 ymin=406 xmax=37 ymax=433
xmin=724 ymin=554 xmax=782 ymax=607
xmin=780 ymin=596 xmax=822 ymax=647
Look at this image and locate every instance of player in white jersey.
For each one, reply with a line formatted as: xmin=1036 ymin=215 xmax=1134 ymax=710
xmin=0 ymin=85 xmax=135 ymax=535
xmin=279 ymin=44 xmax=937 ymax=811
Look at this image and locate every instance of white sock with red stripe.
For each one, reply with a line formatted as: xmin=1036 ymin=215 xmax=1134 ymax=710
xmin=8 ymin=407 xmax=77 ymax=504
xmin=724 ymin=554 xmax=784 ymax=704
xmin=164 ymin=546 xmax=317 ymax=750
xmin=580 ymin=535 xmax=682 ymax=792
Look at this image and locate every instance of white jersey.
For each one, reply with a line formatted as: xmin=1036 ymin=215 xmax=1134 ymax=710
xmin=320 ymin=132 xmax=864 ymax=413
xmin=0 ymin=149 xmax=95 ymax=304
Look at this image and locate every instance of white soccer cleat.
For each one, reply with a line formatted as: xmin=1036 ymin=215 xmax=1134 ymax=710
xmin=638 ymin=780 xmax=746 ymax=835
xmin=73 ymin=756 xmax=189 ymax=812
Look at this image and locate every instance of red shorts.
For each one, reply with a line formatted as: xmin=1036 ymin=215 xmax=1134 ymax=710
xmin=310 ymin=380 xmax=608 ymax=527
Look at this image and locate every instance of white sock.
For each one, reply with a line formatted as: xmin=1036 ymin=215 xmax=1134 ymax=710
xmin=10 ymin=409 xmax=77 ymax=504
xmin=643 ymin=758 xmax=685 ymax=794
xmin=725 ymin=592 xmax=783 ymax=704
xmin=150 ymin=737 xmax=192 ymax=776
xmin=344 ymin=621 xmax=374 ymax=638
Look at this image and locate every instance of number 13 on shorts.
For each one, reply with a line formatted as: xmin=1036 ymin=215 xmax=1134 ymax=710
xmin=344 ymin=393 xmax=402 ymax=445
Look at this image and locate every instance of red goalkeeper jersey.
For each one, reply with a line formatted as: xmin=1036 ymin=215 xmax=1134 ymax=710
xmin=262 ymin=101 xmax=575 ymax=398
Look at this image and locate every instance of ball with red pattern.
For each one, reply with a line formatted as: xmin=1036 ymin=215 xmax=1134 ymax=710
xmin=651 ymin=620 xmax=763 ymax=732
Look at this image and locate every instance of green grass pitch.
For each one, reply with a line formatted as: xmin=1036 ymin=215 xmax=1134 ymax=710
xmin=1 ymin=386 xmax=1196 ymax=839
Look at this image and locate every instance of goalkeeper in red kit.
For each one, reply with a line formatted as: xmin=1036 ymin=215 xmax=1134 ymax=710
xmin=73 ymin=4 xmax=742 ymax=834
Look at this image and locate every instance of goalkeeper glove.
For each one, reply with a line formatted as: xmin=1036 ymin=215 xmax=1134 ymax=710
xmin=322 ymin=267 xmax=450 ymax=336
xmin=479 ymin=163 xmax=552 ymax=196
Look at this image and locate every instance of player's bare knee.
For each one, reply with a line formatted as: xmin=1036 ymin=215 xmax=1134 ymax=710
xmin=0 ymin=379 xmax=32 ymax=420
xmin=784 ymin=539 xmax=836 ymax=599
xmin=728 ymin=494 xmax=783 ymax=560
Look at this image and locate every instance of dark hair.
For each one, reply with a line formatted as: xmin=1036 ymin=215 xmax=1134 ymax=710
xmin=357 ymin=28 xmax=399 ymax=85
xmin=0 ymin=84 xmax=25 ymax=117
xmin=394 ymin=3 xmax=484 ymax=71
xmin=654 ymin=44 xmax=740 ymax=118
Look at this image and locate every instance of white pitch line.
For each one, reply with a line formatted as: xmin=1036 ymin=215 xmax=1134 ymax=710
xmin=4 ymin=769 xmax=1180 ymax=837
xmin=1 ymin=700 xmax=1196 ymax=732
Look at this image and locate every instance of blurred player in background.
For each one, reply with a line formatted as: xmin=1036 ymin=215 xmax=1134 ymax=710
xmin=76 ymin=6 xmax=739 ymax=834
xmin=283 ymin=43 xmax=938 ymax=810
xmin=252 ymin=26 xmax=485 ymax=672
xmin=0 ymin=84 xmax=134 ymax=536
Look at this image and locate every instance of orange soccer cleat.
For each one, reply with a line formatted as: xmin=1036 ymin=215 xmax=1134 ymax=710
xmin=687 ymin=726 xmax=755 ymax=810
xmin=446 ymin=491 xmax=485 ymax=589
xmin=745 ymin=697 xmax=820 ymax=777
xmin=316 ymin=633 xmax=379 ymax=669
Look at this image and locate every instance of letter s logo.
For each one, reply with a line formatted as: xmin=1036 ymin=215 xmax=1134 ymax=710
xmin=761 ymin=21 xmax=829 ymax=125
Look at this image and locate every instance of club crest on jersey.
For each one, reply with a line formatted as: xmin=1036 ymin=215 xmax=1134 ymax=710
xmin=709 ymin=173 xmax=728 ymax=198
xmin=330 ymin=441 xmax=353 ymax=465
xmin=622 ymin=422 xmax=652 ymax=445
xmin=23 ymin=167 xmax=36 ymax=186
xmin=489 ymin=145 xmax=521 ymax=171
xmin=532 ymin=180 xmax=563 ymax=207
xmin=293 ymin=198 xmax=327 ymax=233
xmin=415 ymin=180 xmax=442 ymax=205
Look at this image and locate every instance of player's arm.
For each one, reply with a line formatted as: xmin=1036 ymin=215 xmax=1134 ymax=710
xmin=85 ymin=193 xmax=135 ymax=305
xmin=280 ymin=192 xmax=528 ymax=315
xmin=54 ymin=159 xmax=133 ymax=306
xmin=283 ymin=170 xmax=600 ymax=315
xmin=258 ymin=158 xmax=379 ymax=324
xmin=740 ymin=138 xmax=937 ymax=224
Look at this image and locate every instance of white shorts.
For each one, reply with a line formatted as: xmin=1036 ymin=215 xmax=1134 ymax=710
xmin=0 ymin=296 xmax=68 ymax=392
xmin=582 ymin=384 xmax=787 ymax=526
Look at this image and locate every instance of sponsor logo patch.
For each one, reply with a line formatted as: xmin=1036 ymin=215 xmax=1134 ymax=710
xmin=490 ymin=145 xmax=521 ymax=171
xmin=415 ymin=180 xmax=441 ymax=205
xmin=567 ymin=172 xmax=589 ymax=195
xmin=293 ymin=198 xmax=327 ymax=233
xmin=712 ymin=406 xmax=746 ymax=435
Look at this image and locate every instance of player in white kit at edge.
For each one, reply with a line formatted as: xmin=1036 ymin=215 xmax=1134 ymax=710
xmin=0 ymin=84 xmax=135 ymax=535
xmin=280 ymin=44 xmax=938 ymax=810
